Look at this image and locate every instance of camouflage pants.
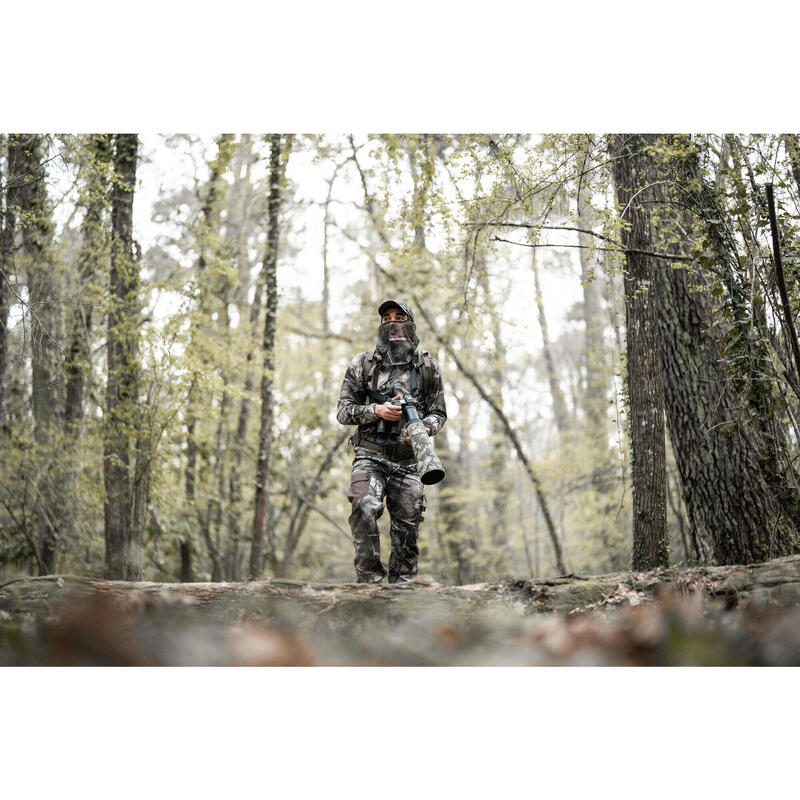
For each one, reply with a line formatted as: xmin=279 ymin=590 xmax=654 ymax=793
xmin=346 ymin=449 xmax=425 ymax=583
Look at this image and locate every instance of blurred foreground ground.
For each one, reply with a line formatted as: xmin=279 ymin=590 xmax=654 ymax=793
xmin=2 ymin=555 xmax=800 ymax=666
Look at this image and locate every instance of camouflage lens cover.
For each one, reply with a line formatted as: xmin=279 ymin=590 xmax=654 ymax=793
xmin=405 ymin=419 xmax=445 ymax=485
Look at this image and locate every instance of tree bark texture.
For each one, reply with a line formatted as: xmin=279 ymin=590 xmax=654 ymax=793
xmin=610 ymin=134 xmax=669 ymax=570
xmin=61 ymin=136 xmax=114 ymax=559
xmin=249 ymin=134 xmax=284 ymax=579
xmin=103 ymin=134 xmax=139 ymax=580
xmin=15 ymin=136 xmax=57 ymax=450
xmin=680 ymin=141 xmax=790 ymax=478
xmin=65 ymin=135 xmax=112 ymax=429
xmin=0 ymin=137 xmax=23 ymax=429
xmin=10 ymin=136 xmax=59 ymax=573
xmin=652 ymin=139 xmax=800 ymax=564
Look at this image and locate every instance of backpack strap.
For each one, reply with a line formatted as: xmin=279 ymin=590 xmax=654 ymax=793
xmin=351 ymin=349 xmax=382 ymax=448
xmin=422 ymin=350 xmax=433 ymax=397
xmin=414 ymin=350 xmax=433 ymax=400
xmin=363 ymin=347 xmax=384 ymax=395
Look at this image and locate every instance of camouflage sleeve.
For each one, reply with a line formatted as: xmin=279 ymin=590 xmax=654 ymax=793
xmin=422 ymin=358 xmax=447 ymax=436
xmin=337 ymin=353 xmax=379 ymax=426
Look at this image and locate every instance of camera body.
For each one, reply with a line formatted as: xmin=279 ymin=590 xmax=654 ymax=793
xmin=375 ymin=394 xmax=421 ymax=444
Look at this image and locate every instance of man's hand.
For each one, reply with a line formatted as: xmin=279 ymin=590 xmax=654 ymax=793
xmin=375 ymin=394 xmax=403 ymax=422
xmin=404 ymin=426 xmax=431 ymax=444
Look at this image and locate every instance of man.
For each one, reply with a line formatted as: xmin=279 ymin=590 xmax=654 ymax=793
xmin=337 ymin=299 xmax=447 ymax=583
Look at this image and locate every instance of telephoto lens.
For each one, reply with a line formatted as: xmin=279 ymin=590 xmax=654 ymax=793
xmin=400 ymin=395 xmax=445 ymax=485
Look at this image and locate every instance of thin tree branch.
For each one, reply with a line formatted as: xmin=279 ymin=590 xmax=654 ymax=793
xmin=285 ymin=326 xmax=356 ymax=345
xmin=0 ymin=267 xmax=90 ymax=376
xmin=489 ymin=236 xmax=693 ymax=262
xmin=297 ymin=496 xmax=352 ymax=542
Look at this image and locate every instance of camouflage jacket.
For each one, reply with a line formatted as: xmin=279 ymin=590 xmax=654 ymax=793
xmin=336 ymin=349 xmax=447 ymax=445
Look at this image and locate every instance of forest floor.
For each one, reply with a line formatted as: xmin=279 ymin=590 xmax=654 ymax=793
xmin=2 ymin=554 xmax=800 ymax=666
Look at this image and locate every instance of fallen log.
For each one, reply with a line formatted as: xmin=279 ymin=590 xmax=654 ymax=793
xmin=2 ymin=554 xmax=800 ymax=666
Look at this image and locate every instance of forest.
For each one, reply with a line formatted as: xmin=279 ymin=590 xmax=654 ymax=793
xmin=3 ymin=132 xmax=800 ymax=665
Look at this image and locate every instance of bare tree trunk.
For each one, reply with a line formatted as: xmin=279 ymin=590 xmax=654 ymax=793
xmin=62 ymin=135 xmax=113 ymax=557
xmin=0 ymin=136 xmax=22 ymax=430
xmin=0 ymin=138 xmax=5 ymax=428
xmin=103 ymin=134 xmax=139 ymax=580
xmin=516 ymin=476 xmax=535 ymax=578
xmin=531 ymin=248 xmax=568 ymax=433
xmin=179 ymin=540 xmax=193 ymax=583
xmin=65 ymin=135 xmax=112 ymax=430
xmin=250 ymin=134 xmax=285 ymax=579
xmin=474 ymin=266 xmax=511 ymax=565
xmin=214 ymin=139 xmax=269 ymax=581
xmin=18 ymin=137 xmax=57 ymax=453
xmin=11 ymin=136 xmax=59 ymax=573
xmin=200 ymin=376 xmax=228 ymax=583
xmin=321 ymin=161 xmax=343 ymax=334
xmin=652 ymin=137 xmax=800 ymax=564
xmin=182 ymin=409 xmax=196 ymax=582
xmin=225 ymin=261 xmax=266 ymax=580
xmin=183 ymin=135 xmax=235 ymax=579
xmin=575 ymin=194 xmax=608 ymax=444
xmin=610 ymin=133 xmax=668 ymax=571
xmin=666 ymin=467 xmax=691 ymax=565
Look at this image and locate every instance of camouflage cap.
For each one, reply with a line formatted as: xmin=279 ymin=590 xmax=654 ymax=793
xmin=378 ymin=299 xmax=415 ymax=323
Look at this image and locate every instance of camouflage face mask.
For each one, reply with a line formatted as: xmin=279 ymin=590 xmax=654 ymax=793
xmin=377 ymin=319 xmax=419 ymax=365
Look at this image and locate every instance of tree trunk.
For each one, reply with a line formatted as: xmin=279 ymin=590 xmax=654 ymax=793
xmin=575 ymin=195 xmax=608 ymax=446
xmin=65 ymin=135 xmax=112 ymax=430
xmin=475 ymin=266 xmax=511 ymax=567
xmin=250 ymin=134 xmax=284 ymax=579
xmin=179 ymin=540 xmax=193 ymax=583
xmin=225 ymin=260 xmax=267 ymax=580
xmin=183 ymin=135 xmax=235 ymax=579
xmin=18 ymin=136 xmax=57 ymax=452
xmin=652 ymin=136 xmax=799 ymax=564
xmin=103 ymin=134 xmax=139 ymax=580
xmin=0 ymin=136 xmax=22 ymax=430
xmin=609 ymin=133 xmax=669 ymax=571
xmin=62 ymin=135 xmax=113 ymax=557
xmin=12 ymin=135 xmax=59 ymax=573
xmin=321 ymin=161 xmax=343 ymax=334
xmin=531 ymin=248 xmax=569 ymax=433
